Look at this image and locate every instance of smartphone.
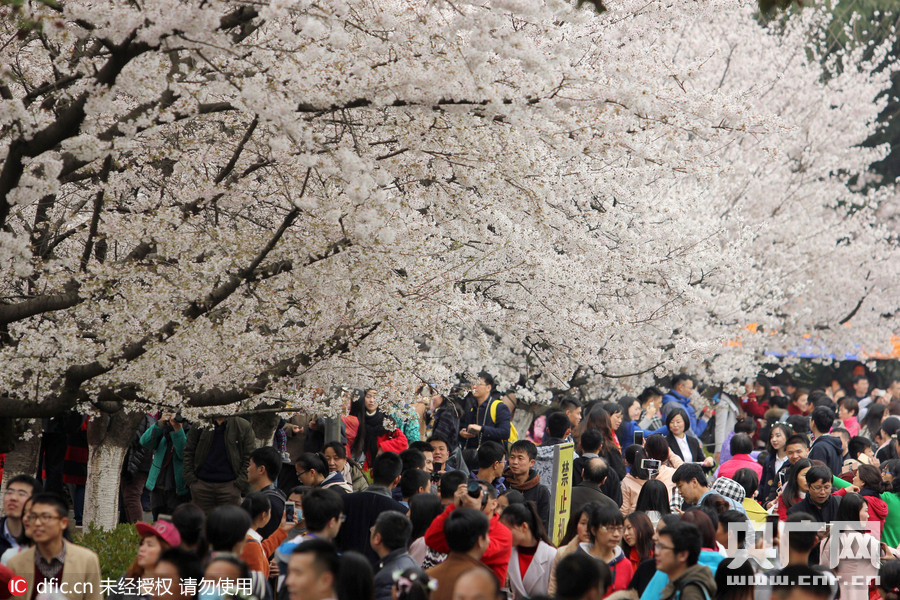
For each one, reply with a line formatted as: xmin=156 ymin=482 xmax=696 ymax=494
xmin=778 ymin=470 xmax=787 ymax=486
xmin=284 ymin=501 xmax=295 ymax=523
xmin=633 ymin=431 xmax=644 ymax=445
xmin=641 ymin=459 xmax=661 ymax=470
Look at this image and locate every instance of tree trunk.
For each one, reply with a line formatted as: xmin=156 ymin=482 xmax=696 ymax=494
xmin=0 ymin=419 xmax=41 ymax=497
xmin=83 ymin=411 xmax=144 ymax=529
xmin=249 ymin=404 xmax=281 ymax=450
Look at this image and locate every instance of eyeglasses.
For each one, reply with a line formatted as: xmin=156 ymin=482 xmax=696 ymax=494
xmin=655 ymin=543 xmax=675 ymax=551
xmin=3 ymin=489 xmax=30 ymax=498
xmin=296 ymin=470 xmax=309 ymax=477
xmin=598 ymin=525 xmax=624 ymax=533
xmin=809 ymin=485 xmax=832 ymax=493
xmin=26 ymin=513 xmax=62 ymax=524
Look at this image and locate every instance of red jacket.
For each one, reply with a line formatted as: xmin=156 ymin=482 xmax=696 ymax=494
xmin=741 ymin=393 xmax=769 ymax=419
xmin=835 ymin=487 xmax=888 ymax=534
xmin=718 ymin=454 xmax=763 ymax=480
xmin=424 ymin=503 xmax=513 ymax=584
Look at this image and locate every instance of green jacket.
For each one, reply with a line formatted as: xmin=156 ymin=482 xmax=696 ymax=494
xmin=140 ymin=423 xmax=188 ymax=496
xmin=183 ymin=417 xmax=255 ymax=493
xmin=881 ymin=491 xmax=900 ymax=548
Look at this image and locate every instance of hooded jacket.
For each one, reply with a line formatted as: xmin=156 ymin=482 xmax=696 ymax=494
xmin=660 ymin=563 xmax=717 ymax=600
xmin=577 ymin=544 xmax=633 ymax=596
xmin=809 ymin=434 xmax=843 ymax=477
xmin=504 ymin=468 xmax=551 ymax=530
xmin=640 ymin=551 xmax=722 ymax=600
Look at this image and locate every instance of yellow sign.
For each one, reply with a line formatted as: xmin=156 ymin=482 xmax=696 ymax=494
xmin=550 ymin=442 xmax=575 ymax=546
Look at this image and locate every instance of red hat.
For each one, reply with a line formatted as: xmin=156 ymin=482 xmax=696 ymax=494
xmin=135 ymin=520 xmax=182 ymax=548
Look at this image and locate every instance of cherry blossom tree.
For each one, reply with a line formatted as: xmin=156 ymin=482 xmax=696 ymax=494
xmin=0 ymin=0 xmax=895 ymax=526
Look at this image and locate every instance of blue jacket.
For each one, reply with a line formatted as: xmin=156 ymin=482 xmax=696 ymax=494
xmin=616 ymin=420 xmax=668 ymax=450
xmin=661 ymin=390 xmax=707 ymax=436
xmin=462 ymin=396 xmax=511 ymax=449
xmin=639 ymin=550 xmax=723 ymax=600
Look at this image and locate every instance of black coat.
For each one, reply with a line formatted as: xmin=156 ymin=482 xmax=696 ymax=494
xmin=335 ymin=486 xmax=408 ymax=566
xmin=570 ymin=482 xmax=618 ymax=517
xmin=808 ymin=435 xmax=843 ymax=477
xmin=573 ymin=455 xmax=623 ymax=506
xmin=666 ymin=433 xmax=705 ymax=463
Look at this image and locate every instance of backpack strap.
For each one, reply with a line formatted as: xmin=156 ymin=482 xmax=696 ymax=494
xmin=674 ymin=580 xmax=711 ymax=600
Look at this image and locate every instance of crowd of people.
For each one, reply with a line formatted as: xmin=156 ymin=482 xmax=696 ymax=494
xmin=5 ymin=369 xmax=900 ymax=600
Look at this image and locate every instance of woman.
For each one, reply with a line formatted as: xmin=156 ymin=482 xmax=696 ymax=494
xmin=833 ymin=464 xmax=887 ymax=534
xmin=621 ymin=512 xmax=654 ymax=572
xmin=628 ymin=514 xmax=679 ymax=597
xmin=110 ymin=520 xmax=182 ymax=600
xmin=154 ymin=548 xmax=204 ymax=600
xmin=758 ymin=423 xmax=792 ymax=505
xmin=427 ymin=390 xmax=462 ymax=451
xmin=621 ymin=445 xmax=648 ymax=517
xmin=499 ymin=502 xmax=557 ymax=600
xmin=408 ymin=494 xmax=443 ymax=565
xmin=634 ymin=480 xmax=670 ymax=526
xmin=877 ymin=460 xmax=900 ymax=547
xmin=337 ymin=551 xmax=374 ymax=600
xmin=577 ymin=405 xmax=626 ymax=480
xmin=322 ymin=441 xmax=368 ymax=492
xmin=860 ymin=402 xmax=886 ymax=439
xmin=578 ymin=503 xmax=633 ymax=596
xmin=839 ymin=397 xmax=861 ymax=437
xmin=713 ymin=558 xmax=755 ymax=600
xmin=664 ymin=408 xmax=711 ymax=466
xmin=775 ymin=458 xmax=812 ymax=521
xmin=786 ymin=388 xmax=810 ymax=416
xmin=392 ymin=567 xmax=435 ymax=600
xmin=359 ymin=388 xmax=408 ymax=469
xmin=339 ymin=389 xmax=359 ymax=458
xmin=240 ymin=492 xmax=290 ymax=598
xmin=740 ymin=378 xmax=771 ymax=419
xmin=616 ymin=397 xmax=643 ymax=450
xmin=878 ymin=560 xmax=900 ymax=600
xmin=819 ymin=493 xmax=878 ymax=600
xmin=349 ymin=392 xmax=368 ymax=463
xmin=548 ymin=503 xmax=595 ymax=596
xmin=643 ymin=434 xmax=679 ymax=500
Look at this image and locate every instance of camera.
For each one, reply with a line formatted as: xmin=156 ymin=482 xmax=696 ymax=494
xmin=633 ymin=431 xmax=644 ymax=445
xmin=467 ymin=481 xmax=483 ymax=498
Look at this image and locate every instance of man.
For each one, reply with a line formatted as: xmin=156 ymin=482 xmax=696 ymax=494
xmin=296 ymin=453 xmax=351 ymax=495
xmin=661 ymin=374 xmax=709 ymax=437
xmin=772 ymin=565 xmax=835 ymax=600
xmin=560 ymin=397 xmax=583 ymax=430
xmin=8 ymin=493 xmax=102 ymax=600
xmin=370 ymin=511 xmax=417 ymax=600
xmin=451 ymin=568 xmax=503 ymax=600
xmin=503 ymin=440 xmax=551 ymax=529
xmin=183 ymin=415 xmax=255 ymax=513
xmin=787 ymin=465 xmax=840 ymax=564
xmin=409 ymin=441 xmax=436 ymax=473
xmin=539 ymin=411 xmax=572 ymax=448
xmin=655 ymin=521 xmax=717 ymax=600
xmin=249 ymin=445 xmax=287 ymax=538
xmin=429 ymin=435 xmax=468 ymax=476
xmin=460 ymin=372 xmax=511 ymax=450
xmin=285 ymin=538 xmax=339 ymax=600
xmin=808 ymin=406 xmax=843 ymax=476
xmin=555 ymin=552 xmax=612 ymax=600
xmin=140 ymin=412 xmax=188 ymax=520
xmin=672 ymin=463 xmax=745 ymax=514
xmin=399 ymin=469 xmax=432 ymax=505
xmin=336 ymin=452 xmax=407 ymax=566
xmin=472 ymin=441 xmax=506 ymax=493
xmin=426 ymin=508 xmax=493 ymax=600
xmin=573 ymin=429 xmax=622 ymax=506
xmin=571 ymin=457 xmax=617 ymax=515
xmin=0 ymin=475 xmax=41 ymax=559
xmin=780 ymin=512 xmax=821 ymax=567
xmin=785 ymin=435 xmax=810 ymax=465
xmin=850 ymin=374 xmax=870 ymax=403
xmin=275 ymin=488 xmax=344 ymax=583
xmin=425 ymin=481 xmax=512 ymax=585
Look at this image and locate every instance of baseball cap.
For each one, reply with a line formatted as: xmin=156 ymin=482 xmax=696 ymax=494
xmin=136 ymin=520 xmax=182 ymax=548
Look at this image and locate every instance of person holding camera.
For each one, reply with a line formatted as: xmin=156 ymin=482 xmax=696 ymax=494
xmin=140 ymin=412 xmax=190 ymax=520
xmin=423 ymin=480 xmax=513 ymax=585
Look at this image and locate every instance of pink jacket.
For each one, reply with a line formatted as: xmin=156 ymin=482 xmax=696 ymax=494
xmin=621 ymin=473 xmax=646 ymax=516
xmin=717 ymin=453 xmax=762 ymax=480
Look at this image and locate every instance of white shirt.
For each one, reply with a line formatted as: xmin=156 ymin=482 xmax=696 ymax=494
xmin=675 ymin=434 xmax=691 ymax=460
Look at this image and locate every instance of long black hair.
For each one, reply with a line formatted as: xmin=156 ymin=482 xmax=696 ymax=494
xmin=500 ymin=501 xmax=552 ymax=545
xmin=349 ymin=391 xmax=368 ymax=459
xmin=782 ymin=458 xmax=812 ymax=509
xmin=635 ymin=479 xmax=670 ymax=514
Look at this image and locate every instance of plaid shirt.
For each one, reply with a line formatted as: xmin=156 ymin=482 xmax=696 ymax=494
xmin=671 ymin=477 xmax=747 ymax=515
xmin=35 ymin=542 xmax=66 ymax=581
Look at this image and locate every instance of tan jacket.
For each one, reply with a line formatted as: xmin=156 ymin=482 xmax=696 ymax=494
xmin=8 ymin=541 xmax=102 ymax=600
